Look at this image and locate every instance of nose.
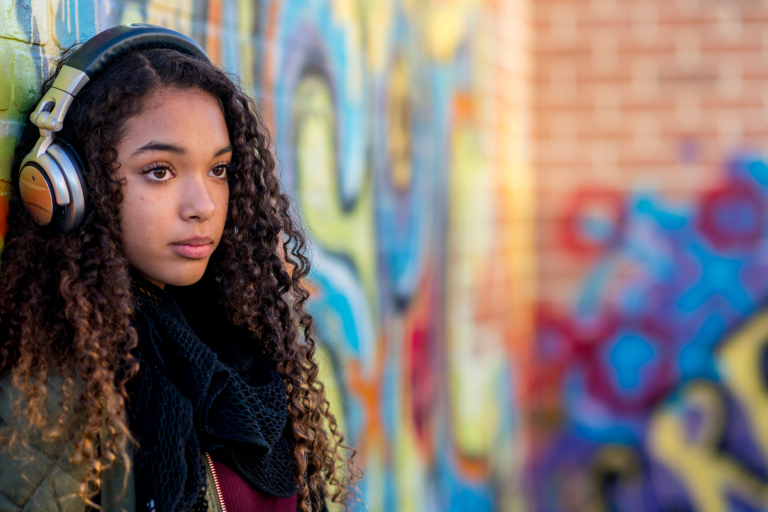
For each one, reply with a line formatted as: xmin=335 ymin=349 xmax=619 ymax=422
xmin=179 ymin=174 xmax=216 ymax=222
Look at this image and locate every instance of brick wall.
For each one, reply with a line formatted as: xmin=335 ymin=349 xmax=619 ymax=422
xmin=534 ymin=0 xmax=768 ymax=306
xmin=530 ymin=2 xmax=768 ymax=510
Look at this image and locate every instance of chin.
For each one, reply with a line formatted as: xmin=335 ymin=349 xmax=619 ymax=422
xmin=141 ymin=261 xmax=210 ymax=288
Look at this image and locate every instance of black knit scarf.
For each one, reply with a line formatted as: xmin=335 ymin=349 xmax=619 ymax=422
xmin=126 ymin=277 xmax=296 ymax=512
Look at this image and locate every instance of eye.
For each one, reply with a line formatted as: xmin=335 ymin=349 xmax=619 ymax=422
xmin=209 ymin=164 xmax=229 ymax=179
xmin=149 ymin=168 xmax=171 ymax=180
xmin=141 ymin=164 xmax=175 ymax=182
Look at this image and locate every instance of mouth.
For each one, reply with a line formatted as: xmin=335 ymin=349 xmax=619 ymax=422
xmin=171 ymin=236 xmax=214 ymax=259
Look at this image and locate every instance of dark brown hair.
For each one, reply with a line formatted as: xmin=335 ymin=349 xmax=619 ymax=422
xmin=0 ymin=48 xmax=360 ymax=510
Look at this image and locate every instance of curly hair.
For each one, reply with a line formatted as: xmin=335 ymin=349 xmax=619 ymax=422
xmin=0 ymin=47 xmax=361 ymax=511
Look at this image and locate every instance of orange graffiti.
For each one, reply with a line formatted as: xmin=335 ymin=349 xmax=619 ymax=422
xmin=455 ymin=450 xmax=491 ymax=481
xmin=347 ymin=336 xmax=387 ymax=463
xmin=453 ymin=92 xmax=474 ymax=123
xmin=206 ymin=0 xmax=222 ymax=64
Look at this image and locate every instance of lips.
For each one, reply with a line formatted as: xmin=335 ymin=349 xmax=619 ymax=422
xmin=171 ymin=235 xmax=214 ymax=259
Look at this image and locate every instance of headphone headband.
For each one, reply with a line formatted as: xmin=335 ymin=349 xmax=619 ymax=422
xmin=66 ymin=24 xmax=210 ymax=78
xmin=30 ymin=24 xmax=209 ymax=137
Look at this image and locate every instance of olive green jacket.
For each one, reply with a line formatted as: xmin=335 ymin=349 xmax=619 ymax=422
xmin=0 ymin=375 xmax=224 ymax=512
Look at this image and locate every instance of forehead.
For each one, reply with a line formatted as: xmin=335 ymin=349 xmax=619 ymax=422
xmin=121 ymin=89 xmax=229 ymax=148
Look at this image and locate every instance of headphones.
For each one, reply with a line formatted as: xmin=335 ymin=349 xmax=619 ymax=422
xmin=19 ymin=24 xmax=210 ymax=233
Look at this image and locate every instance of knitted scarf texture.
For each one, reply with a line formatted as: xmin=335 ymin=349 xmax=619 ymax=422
xmin=127 ymin=277 xmax=296 ymax=512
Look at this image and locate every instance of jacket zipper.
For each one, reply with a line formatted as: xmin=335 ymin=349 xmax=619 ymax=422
xmin=205 ymin=452 xmax=228 ymax=512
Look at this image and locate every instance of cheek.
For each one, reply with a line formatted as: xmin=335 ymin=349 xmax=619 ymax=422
xmin=215 ymin=187 xmax=229 ymax=231
xmin=119 ymin=186 xmax=171 ymax=256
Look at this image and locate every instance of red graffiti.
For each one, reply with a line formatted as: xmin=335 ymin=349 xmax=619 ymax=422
xmin=559 ymin=188 xmax=626 ymax=257
xmin=533 ymin=305 xmax=674 ymax=415
xmin=405 ymin=272 xmax=439 ymax=458
xmin=698 ymin=179 xmax=764 ymax=251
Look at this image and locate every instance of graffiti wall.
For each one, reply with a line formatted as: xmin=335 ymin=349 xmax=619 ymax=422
xmin=20 ymin=0 xmax=768 ymax=509
xmin=531 ymin=1 xmax=768 ymax=511
xmin=0 ymin=0 xmax=533 ymax=511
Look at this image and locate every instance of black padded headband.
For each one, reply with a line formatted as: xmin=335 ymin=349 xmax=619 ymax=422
xmin=30 ymin=24 xmax=211 ymax=135
xmin=66 ymin=23 xmax=210 ymax=78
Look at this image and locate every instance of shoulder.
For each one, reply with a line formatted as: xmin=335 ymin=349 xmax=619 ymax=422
xmin=0 ymin=372 xmax=84 ymax=429
xmin=0 ymin=372 xmax=90 ymax=511
xmin=0 ymin=373 xmax=135 ymax=512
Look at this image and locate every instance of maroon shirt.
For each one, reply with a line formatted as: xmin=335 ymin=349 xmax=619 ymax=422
xmin=211 ymin=458 xmax=297 ymax=512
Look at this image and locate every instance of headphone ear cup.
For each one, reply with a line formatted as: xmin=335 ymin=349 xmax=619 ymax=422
xmin=54 ymin=138 xmax=85 ymax=177
xmin=18 ymin=160 xmax=63 ymax=227
xmin=18 ymin=138 xmax=87 ymax=233
xmin=50 ymin=139 xmax=87 ymax=232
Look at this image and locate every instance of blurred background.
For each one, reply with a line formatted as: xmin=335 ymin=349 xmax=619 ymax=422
xmin=3 ymin=0 xmax=768 ymax=510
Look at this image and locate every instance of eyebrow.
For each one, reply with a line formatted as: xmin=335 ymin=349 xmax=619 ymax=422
xmin=132 ymin=141 xmax=185 ymax=156
xmin=132 ymin=142 xmax=233 ymax=158
xmin=214 ymin=145 xmax=233 ymax=157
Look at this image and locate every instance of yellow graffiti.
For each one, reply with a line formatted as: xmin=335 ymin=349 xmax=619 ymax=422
xmin=648 ymin=310 xmax=768 ymax=511
xmin=402 ymin=0 xmax=479 ymax=62
xmin=293 ymin=74 xmax=378 ymax=310
xmin=0 ymin=50 xmax=10 ymax=113
xmin=359 ymin=0 xmax=393 ymax=74
xmin=386 ymin=54 xmax=411 ymax=192
xmin=719 ymin=310 xmax=768 ymax=460
xmin=447 ymin=116 xmax=505 ymax=460
xmin=649 ymin=383 xmax=768 ymax=512
xmin=314 ymin=342 xmax=347 ymax=512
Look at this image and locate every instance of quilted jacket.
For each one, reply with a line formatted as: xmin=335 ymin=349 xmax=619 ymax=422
xmin=0 ymin=372 xmax=227 ymax=512
xmin=0 ymin=373 xmax=137 ymax=512
xmin=0 ymin=372 xmax=228 ymax=512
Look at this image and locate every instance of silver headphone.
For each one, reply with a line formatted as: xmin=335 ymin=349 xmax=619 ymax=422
xmin=19 ymin=24 xmax=210 ymax=233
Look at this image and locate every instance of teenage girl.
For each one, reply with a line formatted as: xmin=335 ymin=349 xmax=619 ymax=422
xmin=0 ymin=25 xmax=359 ymax=512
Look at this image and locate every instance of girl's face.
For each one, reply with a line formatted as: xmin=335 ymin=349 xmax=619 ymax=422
xmin=115 ymin=89 xmax=231 ymax=288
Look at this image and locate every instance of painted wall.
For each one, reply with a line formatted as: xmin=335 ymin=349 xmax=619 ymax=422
xmin=13 ymin=0 xmax=768 ymax=510
xmin=0 ymin=0 xmax=533 ymax=511
xmin=531 ymin=1 xmax=768 ymax=511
